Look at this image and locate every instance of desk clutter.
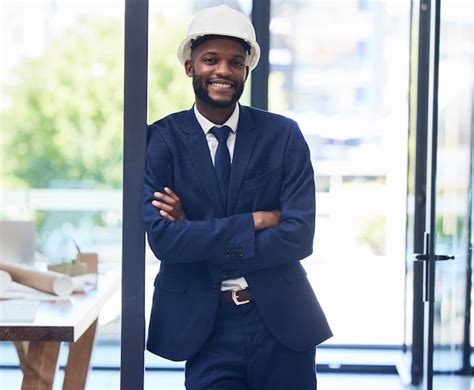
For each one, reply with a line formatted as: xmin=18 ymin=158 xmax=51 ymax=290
xmin=0 ymin=262 xmax=75 ymax=297
xmin=0 ymin=268 xmax=120 ymax=389
xmin=0 ymin=254 xmax=98 ymax=322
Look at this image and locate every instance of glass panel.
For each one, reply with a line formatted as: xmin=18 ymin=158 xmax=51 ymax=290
xmin=0 ymin=1 xmax=123 ymax=386
xmin=403 ymin=0 xmax=422 ymax=379
xmin=269 ymin=0 xmax=411 ymax=359
xmin=433 ymin=0 xmax=474 ymax=386
xmin=471 ymin=170 xmax=474 ymax=366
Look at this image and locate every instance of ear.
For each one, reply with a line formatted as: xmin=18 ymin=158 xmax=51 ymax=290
xmin=185 ymin=60 xmax=193 ymax=78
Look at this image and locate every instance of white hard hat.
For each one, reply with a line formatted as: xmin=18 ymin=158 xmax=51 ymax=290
xmin=177 ymin=5 xmax=261 ymax=71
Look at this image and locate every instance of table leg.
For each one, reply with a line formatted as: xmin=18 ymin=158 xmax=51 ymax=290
xmin=14 ymin=340 xmax=61 ymax=390
xmin=13 ymin=341 xmax=29 ymax=363
xmin=63 ymin=319 xmax=98 ymax=390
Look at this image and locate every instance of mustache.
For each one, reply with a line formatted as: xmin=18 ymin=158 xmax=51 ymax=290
xmin=208 ymin=77 xmax=235 ymax=84
xmin=192 ymin=73 xmax=244 ymax=109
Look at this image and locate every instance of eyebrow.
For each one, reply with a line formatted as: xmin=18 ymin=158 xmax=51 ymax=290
xmin=200 ymin=51 xmax=246 ymax=60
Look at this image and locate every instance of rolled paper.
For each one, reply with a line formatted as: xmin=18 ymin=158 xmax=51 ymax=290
xmin=52 ymin=274 xmax=74 ymax=296
xmin=0 ymin=262 xmax=73 ymax=297
xmin=0 ymin=270 xmax=12 ymax=293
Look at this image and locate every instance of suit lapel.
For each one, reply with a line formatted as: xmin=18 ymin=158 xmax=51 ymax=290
xmin=227 ymin=106 xmax=258 ymax=215
xmin=180 ymin=109 xmax=226 ymax=216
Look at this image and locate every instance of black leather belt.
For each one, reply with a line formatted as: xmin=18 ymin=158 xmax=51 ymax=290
xmin=220 ymin=288 xmax=253 ymax=305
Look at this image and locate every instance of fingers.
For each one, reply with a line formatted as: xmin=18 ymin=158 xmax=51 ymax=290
xmin=266 ymin=210 xmax=280 ymax=228
xmin=159 ymin=209 xmax=176 ymax=222
xmin=270 ymin=210 xmax=281 ymax=221
xmin=164 ymin=187 xmax=180 ymax=202
xmin=154 ymin=191 xmax=178 ymax=207
xmin=252 ymin=210 xmax=281 ymax=230
xmin=153 ymin=188 xmax=186 ymax=221
xmin=152 ymin=199 xmax=176 ymax=214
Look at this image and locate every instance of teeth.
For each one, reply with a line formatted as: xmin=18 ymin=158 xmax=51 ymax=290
xmin=210 ymin=83 xmax=232 ymax=89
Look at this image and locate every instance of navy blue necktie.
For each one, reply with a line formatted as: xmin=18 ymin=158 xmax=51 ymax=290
xmin=211 ymin=126 xmax=231 ymax=210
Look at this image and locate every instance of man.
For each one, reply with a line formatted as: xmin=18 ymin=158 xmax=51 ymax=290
xmin=143 ymin=5 xmax=332 ymax=389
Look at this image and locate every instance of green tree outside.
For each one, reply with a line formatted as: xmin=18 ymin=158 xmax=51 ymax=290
xmin=1 ymin=12 xmax=194 ymax=190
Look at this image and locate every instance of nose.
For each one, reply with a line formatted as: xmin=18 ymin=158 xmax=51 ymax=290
xmin=215 ymin=61 xmax=232 ymax=76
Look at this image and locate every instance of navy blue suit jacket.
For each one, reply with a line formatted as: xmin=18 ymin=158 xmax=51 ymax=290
xmin=143 ymin=105 xmax=332 ymax=361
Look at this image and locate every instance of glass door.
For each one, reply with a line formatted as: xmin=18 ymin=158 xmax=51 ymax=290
xmin=405 ymin=0 xmax=474 ymax=388
xmin=413 ymin=0 xmax=474 ymax=389
xmin=431 ymin=0 xmax=473 ymax=388
xmin=269 ymin=0 xmax=411 ymax=358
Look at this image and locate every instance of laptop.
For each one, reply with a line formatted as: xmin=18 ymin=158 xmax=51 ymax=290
xmin=0 ymin=220 xmax=36 ymax=264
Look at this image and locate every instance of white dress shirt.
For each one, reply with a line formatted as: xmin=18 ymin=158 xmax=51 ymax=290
xmin=193 ymin=104 xmax=249 ymax=291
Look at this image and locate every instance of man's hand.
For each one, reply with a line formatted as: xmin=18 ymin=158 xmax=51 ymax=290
xmin=253 ymin=210 xmax=280 ymax=231
xmin=152 ymin=187 xmax=187 ymax=221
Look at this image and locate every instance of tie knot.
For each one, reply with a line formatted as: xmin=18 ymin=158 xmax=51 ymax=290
xmin=211 ymin=126 xmax=231 ymax=144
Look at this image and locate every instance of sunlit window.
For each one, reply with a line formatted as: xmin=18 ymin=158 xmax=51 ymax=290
xmin=269 ymin=0 xmax=411 ymax=346
xmin=0 ymin=1 xmax=124 ymax=385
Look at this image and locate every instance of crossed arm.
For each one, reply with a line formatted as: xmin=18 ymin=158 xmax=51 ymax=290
xmin=143 ymin=120 xmax=315 ymax=276
xmin=152 ymin=187 xmax=280 ymax=231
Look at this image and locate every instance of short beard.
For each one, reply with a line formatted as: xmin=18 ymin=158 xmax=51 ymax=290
xmin=192 ymin=73 xmax=244 ymax=109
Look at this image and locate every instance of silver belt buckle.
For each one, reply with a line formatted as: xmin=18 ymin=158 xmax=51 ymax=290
xmin=232 ymin=288 xmax=250 ymax=305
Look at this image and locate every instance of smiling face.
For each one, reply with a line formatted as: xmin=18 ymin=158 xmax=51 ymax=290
xmin=185 ymin=37 xmax=248 ymax=113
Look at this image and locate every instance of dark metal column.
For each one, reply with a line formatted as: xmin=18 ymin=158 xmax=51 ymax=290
xmin=121 ymin=1 xmax=148 ymax=389
xmin=424 ymin=1 xmax=441 ymax=388
xmin=251 ymin=0 xmax=270 ymax=110
xmin=408 ymin=0 xmax=433 ymax=385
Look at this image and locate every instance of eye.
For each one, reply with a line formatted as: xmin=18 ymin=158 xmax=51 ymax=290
xmin=232 ymin=61 xmax=245 ymax=68
xmin=203 ymin=58 xmax=217 ymax=64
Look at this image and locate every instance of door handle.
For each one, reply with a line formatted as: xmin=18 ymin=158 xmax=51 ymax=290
xmin=413 ymin=233 xmax=455 ymax=302
xmin=414 ymin=254 xmax=455 ymax=261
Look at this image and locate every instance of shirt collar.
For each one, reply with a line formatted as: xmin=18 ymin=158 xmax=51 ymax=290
xmin=193 ymin=103 xmax=239 ymax=135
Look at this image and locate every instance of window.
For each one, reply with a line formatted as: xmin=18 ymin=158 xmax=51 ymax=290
xmin=269 ymin=1 xmax=411 ymax=351
xmin=0 ymin=1 xmax=124 ymax=384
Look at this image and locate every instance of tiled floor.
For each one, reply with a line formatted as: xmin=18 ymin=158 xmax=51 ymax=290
xmin=1 ymin=368 xmax=474 ymax=390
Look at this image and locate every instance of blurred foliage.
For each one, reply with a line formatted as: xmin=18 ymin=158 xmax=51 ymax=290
xmin=147 ymin=8 xmax=195 ymax=122
xmin=1 ymin=11 xmax=194 ymax=189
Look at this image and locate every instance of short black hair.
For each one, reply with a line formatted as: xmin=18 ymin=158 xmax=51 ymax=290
xmin=191 ymin=34 xmax=251 ymax=55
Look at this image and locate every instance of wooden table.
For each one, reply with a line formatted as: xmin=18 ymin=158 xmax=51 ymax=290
xmin=0 ymin=272 xmax=120 ymax=390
